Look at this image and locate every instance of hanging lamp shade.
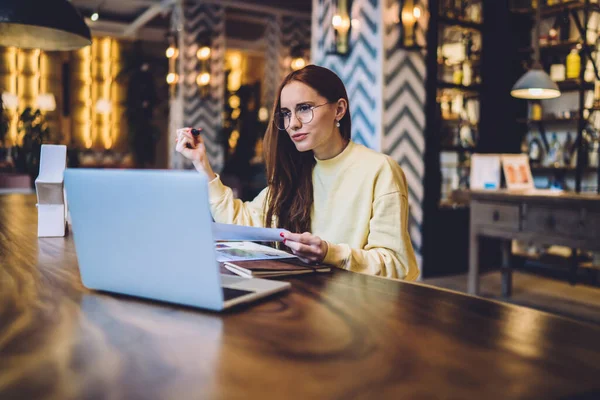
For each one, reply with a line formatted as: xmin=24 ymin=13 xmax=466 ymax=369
xmin=0 ymin=0 xmax=91 ymax=51
xmin=511 ymin=64 xmax=561 ymax=100
xmin=511 ymin=2 xmax=560 ymax=100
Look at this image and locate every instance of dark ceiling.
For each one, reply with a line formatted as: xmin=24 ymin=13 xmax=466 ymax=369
xmin=71 ymin=0 xmax=311 ymax=27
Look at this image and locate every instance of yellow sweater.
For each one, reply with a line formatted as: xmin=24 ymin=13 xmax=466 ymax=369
xmin=207 ymin=141 xmax=419 ymax=280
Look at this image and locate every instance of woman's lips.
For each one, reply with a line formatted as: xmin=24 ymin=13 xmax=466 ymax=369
xmin=291 ymin=133 xmax=308 ymax=142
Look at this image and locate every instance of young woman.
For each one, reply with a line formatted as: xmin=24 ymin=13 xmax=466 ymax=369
xmin=176 ymin=65 xmax=419 ymax=280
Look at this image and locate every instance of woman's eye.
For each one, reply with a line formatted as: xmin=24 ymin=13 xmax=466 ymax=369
xmin=297 ymin=104 xmax=312 ymax=112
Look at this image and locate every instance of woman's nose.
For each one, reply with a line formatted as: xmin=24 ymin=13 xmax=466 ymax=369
xmin=289 ymin=114 xmax=302 ymax=130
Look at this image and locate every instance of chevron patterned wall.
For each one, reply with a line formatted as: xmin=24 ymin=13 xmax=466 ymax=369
xmin=312 ymin=0 xmax=427 ymax=268
xmin=281 ymin=15 xmax=312 ymax=74
xmin=312 ymin=0 xmax=382 ymax=151
xmin=262 ymin=15 xmax=312 ymax=111
xmin=171 ymin=1 xmax=225 ymax=171
xmin=382 ymin=0 xmax=427 ymax=267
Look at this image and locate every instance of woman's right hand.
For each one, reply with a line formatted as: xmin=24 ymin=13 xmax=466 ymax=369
xmin=175 ymin=128 xmax=216 ymax=180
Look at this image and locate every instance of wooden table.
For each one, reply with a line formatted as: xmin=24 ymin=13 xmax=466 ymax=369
xmin=2 ymin=194 xmax=600 ymax=399
xmin=469 ymin=190 xmax=600 ymax=297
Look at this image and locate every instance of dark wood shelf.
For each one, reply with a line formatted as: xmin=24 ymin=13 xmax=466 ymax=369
xmin=519 ymin=40 xmax=594 ymax=54
xmin=530 ymin=165 xmax=598 ymax=173
xmin=438 ymin=16 xmax=483 ymax=31
xmin=437 ymin=81 xmax=481 ymax=95
xmin=440 ymin=145 xmax=476 ymax=153
xmin=441 ymin=118 xmax=478 ymax=126
xmin=517 ymin=116 xmax=581 ymax=124
xmin=556 ymin=79 xmax=595 ymax=92
xmin=511 ymin=1 xmax=600 ymax=17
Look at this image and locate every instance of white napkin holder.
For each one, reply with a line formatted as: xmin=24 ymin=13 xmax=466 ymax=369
xmin=35 ymin=144 xmax=68 ymax=237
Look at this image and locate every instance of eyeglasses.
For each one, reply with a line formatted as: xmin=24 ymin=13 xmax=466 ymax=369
xmin=274 ymin=102 xmax=331 ymax=130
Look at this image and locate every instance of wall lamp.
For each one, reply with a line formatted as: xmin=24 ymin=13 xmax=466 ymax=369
xmin=398 ymin=0 xmax=424 ymax=50
xmin=329 ymin=0 xmax=353 ymax=56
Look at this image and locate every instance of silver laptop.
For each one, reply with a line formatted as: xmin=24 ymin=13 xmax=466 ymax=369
xmin=64 ymin=168 xmax=290 ymax=311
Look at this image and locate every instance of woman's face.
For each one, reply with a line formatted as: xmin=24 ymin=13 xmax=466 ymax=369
xmin=279 ymin=81 xmax=341 ymax=156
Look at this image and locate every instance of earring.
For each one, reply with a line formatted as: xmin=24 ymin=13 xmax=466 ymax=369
xmin=335 ymin=121 xmax=340 ymax=128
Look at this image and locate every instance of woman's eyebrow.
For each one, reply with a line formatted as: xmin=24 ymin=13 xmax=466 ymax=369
xmin=280 ymin=101 xmax=314 ymax=111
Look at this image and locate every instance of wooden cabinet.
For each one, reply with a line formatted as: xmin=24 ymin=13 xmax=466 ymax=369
xmin=471 ymin=202 xmax=520 ymax=231
xmin=522 ymin=205 xmax=583 ymax=237
xmin=468 ymin=190 xmax=600 ymax=296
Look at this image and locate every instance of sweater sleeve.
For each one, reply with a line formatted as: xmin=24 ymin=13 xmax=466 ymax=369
xmin=322 ymin=191 xmax=419 ymax=281
xmin=207 ymin=175 xmax=268 ymax=227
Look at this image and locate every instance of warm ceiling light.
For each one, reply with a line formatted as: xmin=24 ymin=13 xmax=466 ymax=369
xmin=166 ymin=46 xmax=178 ymax=59
xmin=197 ymin=46 xmax=211 ymax=61
xmin=166 ymin=73 xmax=179 ymax=85
xmin=197 ymin=72 xmax=211 ymax=86
xmin=291 ymin=57 xmax=306 ymax=71
xmin=511 ymin=4 xmax=561 ymax=100
xmin=413 ymin=6 xmax=421 ymax=19
xmin=228 ymin=95 xmax=240 ymax=109
xmin=511 ymin=68 xmax=561 ymax=99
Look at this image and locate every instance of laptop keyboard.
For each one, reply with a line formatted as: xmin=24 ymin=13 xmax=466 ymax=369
xmin=222 ymin=286 xmax=254 ymax=301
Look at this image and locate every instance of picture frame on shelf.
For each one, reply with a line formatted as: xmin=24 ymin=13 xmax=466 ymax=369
xmin=470 ymin=153 xmax=501 ymax=189
xmin=501 ymin=154 xmax=535 ymax=190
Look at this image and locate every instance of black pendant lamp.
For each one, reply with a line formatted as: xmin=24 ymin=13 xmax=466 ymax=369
xmin=0 ymin=0 xmax=91 ymax=51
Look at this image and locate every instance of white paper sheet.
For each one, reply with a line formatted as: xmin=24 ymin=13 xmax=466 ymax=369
xmin=215 ymin=241 xmax=296 ymax=262
xmin=212 ymin=223 xmax=287 ymax=242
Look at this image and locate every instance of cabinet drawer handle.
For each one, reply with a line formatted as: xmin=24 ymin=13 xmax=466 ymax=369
xmin=493 ymin=211 xmax=500 ymax=222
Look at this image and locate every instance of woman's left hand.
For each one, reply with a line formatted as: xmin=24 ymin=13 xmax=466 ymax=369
xmin=281 ymin=232 xmax=328 ymax=264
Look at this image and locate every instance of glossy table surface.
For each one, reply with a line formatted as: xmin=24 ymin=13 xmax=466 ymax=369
xmin=1 ymin=194 xmax=600 ymax=400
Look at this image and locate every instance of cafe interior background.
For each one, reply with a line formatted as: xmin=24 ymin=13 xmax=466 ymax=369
xmin=1 ymin=0 xmax=600 ymax=323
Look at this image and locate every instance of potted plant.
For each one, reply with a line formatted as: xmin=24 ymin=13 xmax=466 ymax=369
xmin=11 ymin=107 xmax=50 ymax=185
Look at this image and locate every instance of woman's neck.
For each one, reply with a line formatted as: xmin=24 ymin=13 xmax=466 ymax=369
xmin=313 ymin=135 xmax=349 ymax=160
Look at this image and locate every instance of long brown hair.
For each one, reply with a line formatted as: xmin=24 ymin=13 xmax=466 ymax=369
xmin=263 ymin=65 xmax=351 ymax=233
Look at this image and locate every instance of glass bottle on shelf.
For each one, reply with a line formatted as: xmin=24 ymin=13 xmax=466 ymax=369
xmin=548 ymin=27 xmax=559 ymax=44
xmin=529 ymin=101 xmax=543 ymax=121
xmin=564 ymin=132 xmax=574 ymax=167
xmin=462 ymin=61 xmax=472 ymax=86
xmin=453 ymin=65 xmax=463 ymax=85
xmin=528 ymin=135 xmax=544 ymax=165
xmin=547 ymin=133 xmax=563 ymax=168
xmin=593 ymin=80 xmax=600 ymax=108
xmin=566 ymin=48 xmax=581 ymax=79
xmin=462 ymin=33 xmax=473 ymax=86
xmin=466 ymin=2 xmax=482 ymax=23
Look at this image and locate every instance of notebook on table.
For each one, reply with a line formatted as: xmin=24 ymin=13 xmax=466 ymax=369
xmin=224 ymin=258 xmax=331 ymax=279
